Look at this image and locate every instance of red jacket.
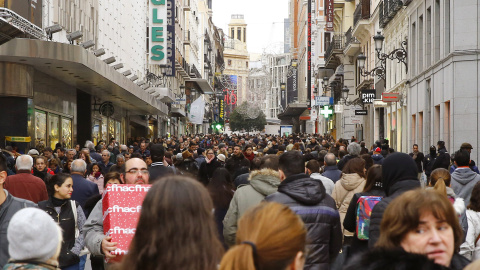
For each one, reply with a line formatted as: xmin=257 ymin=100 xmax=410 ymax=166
xmin=4 ymin=171 xmax=49 ymax=203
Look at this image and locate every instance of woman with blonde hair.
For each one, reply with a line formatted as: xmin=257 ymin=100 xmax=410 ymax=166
xmin=220 ymin=202 xmax=307 ymax=270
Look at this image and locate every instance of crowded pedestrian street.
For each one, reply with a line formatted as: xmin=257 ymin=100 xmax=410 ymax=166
xmin=2 ymin=0 xmax=480 ymax=269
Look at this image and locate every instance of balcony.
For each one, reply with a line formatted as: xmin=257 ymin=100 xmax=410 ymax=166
xmin=344 ymin=27 xmax=360 ymax=56
xmin=184 ymin=31 xmax=190 ymax=45
xmin=379 ymin=0 xmax=404 ymax=28
xmin=324 ymin=35 xmax=345 ymax=70
xmin=353 ymin=0 xmax=370 ymax=28
xmin=183 ymin=0 xmax=190 ymax=11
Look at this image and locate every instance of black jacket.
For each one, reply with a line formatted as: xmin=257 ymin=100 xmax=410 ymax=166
xmin=225 ymin=153 xmax=250 ymax=176
xmin=368 ymin=180 xmax=420 ymax=248
xmin=342 ymin=248 xmax=454 ymax=270
xmin=433 ymin=148 xmax=451 ymax=171
xmin=337 ymin=155 xmax=358 ymax=171
xmin=265 ymin=173 xmax=342 ymax=270
xmin=343 ymin=189 xmax=385 ymax=256
xmin=0 ymin=191 xmax=37 ymax=269
xmin=148 ymin=162 xmax=174 ymax=182
xmin=38 ymin=199 xmax=79 ymax=268
xmin=198 ymin=157 xmax=223 ymax=186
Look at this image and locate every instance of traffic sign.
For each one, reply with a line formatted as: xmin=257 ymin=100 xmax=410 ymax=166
xmin=315 ymin=96 xmax=332 ymax=106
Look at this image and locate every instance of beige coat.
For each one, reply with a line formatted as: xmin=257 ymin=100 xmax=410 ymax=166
xmin=331 ymin=173 xmax=366 ymax=237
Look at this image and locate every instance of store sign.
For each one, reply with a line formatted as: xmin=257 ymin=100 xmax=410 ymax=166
xmin=326 ymin=0 xmax=334 ymax=31
xmin=219 ymin=98 xmax=225 ymax=124
xmin=287 ymin=66 xmax=298 ymax=104
xmin=355 ymin=110 xmax=368 ymax=116
xmin=173 ymin=98 xmax=186 ymax=105
xmin=316 ymin=96 xmax=332 ymax=106
xmin=382 ymin=92 xmax=400 ymax=102
xmin=165 ymin=0 xmax=175 ymax=76
xmin=320 ymin=106 xmax=333 ymax=118
xmin=149 ymin=0 xmax=175 ymax=68
xmin=307 ymin=2 xmax=312 ymax=108
xmin=361 ymin=89 xmax=376 ymax=104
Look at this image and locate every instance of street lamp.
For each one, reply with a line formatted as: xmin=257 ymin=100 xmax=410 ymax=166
xmin=357 ymin=31 xmax=407 ymax=86
xmin=341 ymin=86 xmax=363 ymax=107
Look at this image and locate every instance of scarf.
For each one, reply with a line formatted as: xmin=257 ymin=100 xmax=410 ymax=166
xmin=51 ymin=196 xmax=69 ymax=207
xmin=205 ymin=156 xmax=215 ymax=164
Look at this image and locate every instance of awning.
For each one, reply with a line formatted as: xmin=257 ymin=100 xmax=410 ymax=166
xmin=186 ymin=78 xmax=214 ymax=94
xmin=0 ymin=38 xmax=167 ymax=115
xmin=277 ymin=102 xmax=309 ymax=120
xmin=171 ymin=107 xmax=186 ymax=118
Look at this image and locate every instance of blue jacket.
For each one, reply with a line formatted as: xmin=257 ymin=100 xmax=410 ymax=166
xmin=71 ymin=173 xmax=99 ymax=212
xmin=322 ymin=165 xmax=342 ymax=183
xmin=98 ymin=162 xmax=114 ymax=175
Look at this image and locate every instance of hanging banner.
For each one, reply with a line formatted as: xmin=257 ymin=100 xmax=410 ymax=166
xmin=280 ymin=83 xmax=286 ymax=108
xmin=165 ymin=0 xmax=176 ymax=76
xmin=307 ymin=1 xmax=312 ymax=108
xmin=287 ymin=66 xmax=298 ymax=104
xmin=189 ymin=97 xmax=205 ymax=125
xmin=326 ymin=0 xmax=334 ymax=31
xmin=219 ymin=97 xmax=225 ymax=125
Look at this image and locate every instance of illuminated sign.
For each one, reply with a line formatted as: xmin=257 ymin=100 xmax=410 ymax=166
xmin=320 ymin=106 xmax=333 ymax=118
xmin=361 ymin=89 xmax=376 ymax=104
xmin=149 ymin=0 xmax=167 ymax=65
xmin=219 ymin=98 xmax=225 ymax=124
xmin=165 ymin=0 xmax=175 ymax=76
xmin=307 ymin=1 xmax=312 ymax=108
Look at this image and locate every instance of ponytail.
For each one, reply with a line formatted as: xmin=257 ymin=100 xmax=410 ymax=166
xmin=433 ymin=178 xmax=447 ymax=196
xmin=219 ymin=244 xmax=256 ymax=270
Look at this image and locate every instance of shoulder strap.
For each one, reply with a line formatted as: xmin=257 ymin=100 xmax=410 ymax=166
xmin=71 ymin=200 xmax=79 ymax=238
xmin=476 ymin=232 xmax=480 ymax=246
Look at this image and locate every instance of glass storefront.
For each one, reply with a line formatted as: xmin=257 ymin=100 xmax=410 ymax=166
xmin=35 ymin=110 xmax=47 ymax=148
xmin=115 ymin=120 xmax=121 ymax=143
xmin=102 ymin=116 xmax=108 ymax=142
xmin=92 ymin=119 xmax=100 ymax=146
xmin=35 ymin=109 xmax=72 ymax=150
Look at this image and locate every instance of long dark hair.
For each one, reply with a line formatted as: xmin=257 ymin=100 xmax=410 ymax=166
xmin=363 ymin=164 xmax=383 ymax=192
xmin=46 ymin=173 xmax=71 ymax=197
xmin=342 ymin=157 xmax=366 ymax=179
xmin=119 ymin=176 xmax=223 ymax=270
xmin=468 ymin=182 xmax=480 ymax=212
xmin=207 ymin=168 xmax=234 ymax=209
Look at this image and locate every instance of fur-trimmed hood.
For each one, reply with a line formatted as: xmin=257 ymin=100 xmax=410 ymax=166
xmin=248 ymin=169 xmax=281 ymax=197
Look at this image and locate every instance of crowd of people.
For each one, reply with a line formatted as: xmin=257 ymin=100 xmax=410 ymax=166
xmin=2 ymin=133 xmax=480 ymax=270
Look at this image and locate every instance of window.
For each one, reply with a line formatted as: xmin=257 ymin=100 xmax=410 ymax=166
xmin=419 ymin=15 xmax=424 ymax=72
xmin=228 ymin=59 xmax=232 ymax=66
xmin=444 ymin=101 xmax=450 ymax=149
xmin=434 ymin=105 xmax=440 ymax=143
xmin=246 ymin=61 xmax=248 ymax=68
xmin=411 ymin=22 xmax=416 ymax=75
xmin=434 ymin=0 xmax=440 ymax=61
xmin=231 ymin=28 xmax=234 ymax=39
xmin=35 ymin=110 xmax=47 ymax=148
xmin=237 ymin=28 xmax=241 ymax=41
xmin=244 ymin=28 xmax=246 ymax=42
xmin=445 ymin=0 xmax=451 ymax=55
xmin=426 ymin=8 xmax=432 ymax=65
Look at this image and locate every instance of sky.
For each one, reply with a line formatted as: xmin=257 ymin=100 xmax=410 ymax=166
xmin=212 ymin=0 xmax=290 ymax=55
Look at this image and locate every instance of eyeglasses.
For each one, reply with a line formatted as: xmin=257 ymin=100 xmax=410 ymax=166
xmin=207 ymin=152 xmax=215 ymax=155
xmin=126 ymin=168 xmax=149 ymax=175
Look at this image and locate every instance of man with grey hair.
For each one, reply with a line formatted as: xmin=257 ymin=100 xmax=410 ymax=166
xmin=98 ymin=150 xmax=114 ymax=175
xmin=85 ymin=140 xmax=102 ymax=163
xmin=322 ymin=153 xmax=342 ymax=183
xmin=337 ymin=142 xmax=362 ymax=171
xmin=4 ymin=155 xmax=48 ymax=203
xmin=71 ymin=159 xmax=99 ymax=210
xmin=109 ymin=154 xmax=125 ymax=173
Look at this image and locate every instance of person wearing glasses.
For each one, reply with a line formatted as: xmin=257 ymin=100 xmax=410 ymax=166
xmin=83 ymin=158 xmax=150 ymax=262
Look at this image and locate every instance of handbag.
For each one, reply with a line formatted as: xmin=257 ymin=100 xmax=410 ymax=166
xmin=71 ymin=201 xmax=90 ymax=256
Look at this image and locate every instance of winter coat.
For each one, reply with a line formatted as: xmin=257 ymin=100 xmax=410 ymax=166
xmin=371 ymin=154 xmax=384 ymax=165
xmin=331 ymin=173 xmax=366 ymax=237
xmin=451 ymin=167 xmax=480 ymax=205
xmin=322 ymin=165 xmax=342 ymax=183
xmin=176 ymin=158 xmax=198 ymax=176
xmin=433 ymin=148 xmax=451 ymax=171
xmin=460 ymin=209 xmax=480 ymax=260
xmin=368 ymin=180 xmax=420 ymax=248
xmin=198 ymin=157 xmax=223 ymax=186
xmin=87 ymin=173 xmax=104 ymax=194
xmin=310 ymin=173 xmax=334 ymax=195
xmin=38 ymin=199 xmax=85 ymax=268
xmin=223 ymin=169 xmax=280 ymax=247
xmin=342 ymin=248 xmax=463 ymax=270
xmin=0 ymin=191 xmax=37 ymax=269
xmin=337 ymin=155 xmax=358 ymax=171
xmin=342 ymin=189 xmax=385 ymax=255
xmin=3 ymin=261 xmax=60 ymax=270
xmin=225 ymin=153 xmax=250 ymax=176
xmin=265 ymin=173 xmax=342 ymax=270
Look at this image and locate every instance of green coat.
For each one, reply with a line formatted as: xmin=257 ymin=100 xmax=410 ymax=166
xmin=223 ymin=169 xmax=280 ymax=247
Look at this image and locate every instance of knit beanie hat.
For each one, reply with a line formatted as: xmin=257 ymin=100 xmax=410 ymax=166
xmin=382 ymin=152 xmax=418 ymax=196
xmin=8 ymin=208 xmax=61 ymax=262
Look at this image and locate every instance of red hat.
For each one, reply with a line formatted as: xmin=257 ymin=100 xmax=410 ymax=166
xmin=374 ymin=147 xmax=381 ymax=153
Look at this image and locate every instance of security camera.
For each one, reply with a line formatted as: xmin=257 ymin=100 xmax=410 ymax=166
xmin=66 ymin=31 xmax=83 ymax=44
xmin=80 ymin=40 xmax=95 ymax=49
